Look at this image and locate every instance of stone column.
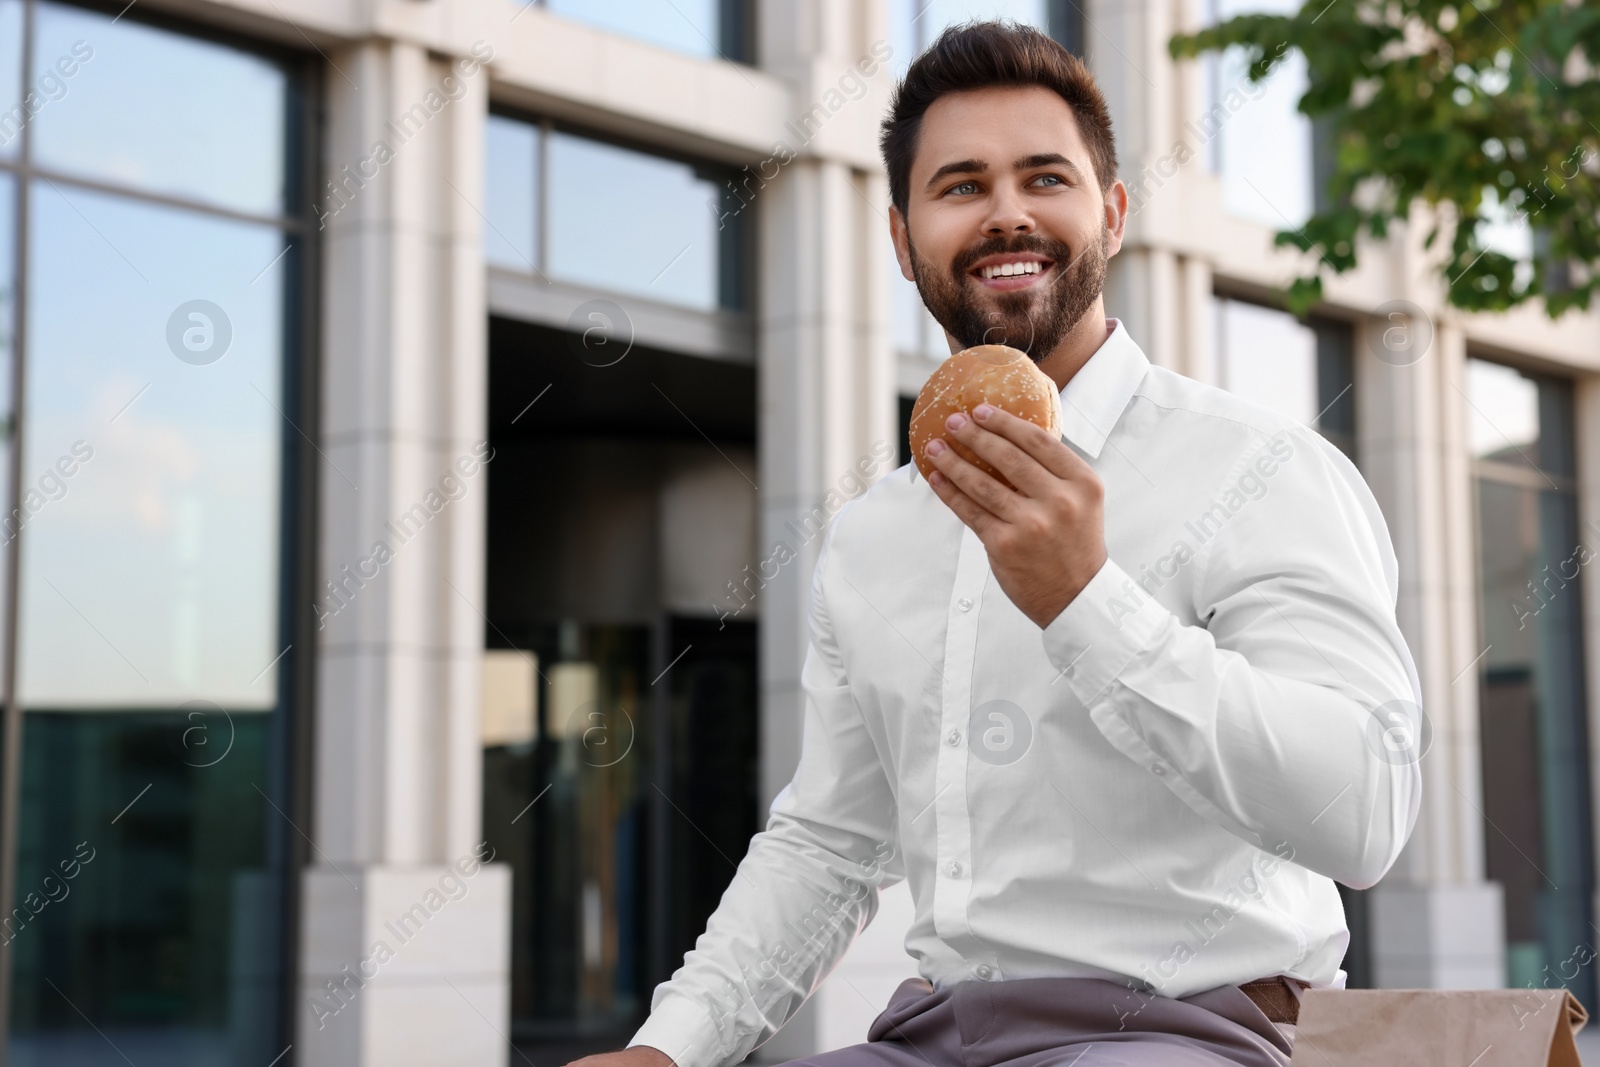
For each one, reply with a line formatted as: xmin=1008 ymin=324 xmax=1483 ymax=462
xmin=1359 ymin=314 xmax=1504 ymax=987
xmin=300 ymin=36 xmax=510 ymax=1067
xmin=752 ymin=1 xmax=899 ymax=1058
xmin=1092 ymin=0 xmax=1185 ymax=370
xmin=1177 ymin=255 xmax=1217 ymax=385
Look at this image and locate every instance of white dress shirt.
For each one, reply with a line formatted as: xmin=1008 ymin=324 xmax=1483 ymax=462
xmin=629 ymin=319 xmax=1423 ymax=1067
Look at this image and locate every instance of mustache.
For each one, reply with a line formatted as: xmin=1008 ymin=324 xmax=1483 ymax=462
xmin=952 ymin=235 xmax=1076 ymax=276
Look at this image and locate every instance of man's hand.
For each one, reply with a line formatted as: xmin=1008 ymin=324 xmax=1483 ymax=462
xmin=564 ymin=1045 xmax=677 ymax=1067
xmin=924 ymin=403 xmax=1107 ymax=628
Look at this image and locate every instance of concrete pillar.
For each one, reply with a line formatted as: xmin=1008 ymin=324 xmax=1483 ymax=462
xmin=301 ymin=37 xmax=509 ymax=1066
xmin=1091 ymin=0 xmax=1182 ymax=370
xmin=1178 ymin=255 xmax=1216 ymax=385
xmin=752 ymin=1 xmax=899 ymax=1058
xmin=1107 ymin=247 xmax=1182 ymax=370
xmin=1358 ymin=315 xmax=1504 ymax=988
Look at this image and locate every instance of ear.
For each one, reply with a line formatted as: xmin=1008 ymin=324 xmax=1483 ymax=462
xmin=1103 ymin=179 xmax=1129 ymax=259
xmin=889 ymin=204 xmax=916 ymax=282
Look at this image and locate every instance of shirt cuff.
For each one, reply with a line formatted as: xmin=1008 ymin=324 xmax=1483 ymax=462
xmin=627 ymin=992 xmax=727 ymax=1067
xmin=1040 ymin=556 xmax=1171 ymax=705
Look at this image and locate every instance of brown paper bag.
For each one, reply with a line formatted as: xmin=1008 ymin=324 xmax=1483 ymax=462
xmin=1288 ymin=989 xmax=1588 ymax=1067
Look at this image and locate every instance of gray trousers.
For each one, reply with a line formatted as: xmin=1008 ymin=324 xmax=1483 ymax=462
xmin=776 ymin=976 xmax=1293 ymax=1067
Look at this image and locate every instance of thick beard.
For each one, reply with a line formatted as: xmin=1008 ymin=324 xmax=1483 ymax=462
xmin=909 ymin=226 xmax=1109 ymax=362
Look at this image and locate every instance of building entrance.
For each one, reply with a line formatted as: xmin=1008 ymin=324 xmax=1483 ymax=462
xmin=480 ymin=316 xmax=762 ymax=1061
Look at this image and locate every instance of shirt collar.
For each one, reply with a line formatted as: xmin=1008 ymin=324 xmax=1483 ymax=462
xmin=1057 ymin=317 xmax=1150 ymax=459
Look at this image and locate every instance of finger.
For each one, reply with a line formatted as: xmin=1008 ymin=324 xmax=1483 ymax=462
xmin=926 ymin=435 xmax=1019 ymax=520
xmin=969 ymin=403 xmax=1091 ymax=482
xmin=925 ymin=454 xmax=1000 ymax=536
xmin=943 ymin=410 xmax=1059 ymax=499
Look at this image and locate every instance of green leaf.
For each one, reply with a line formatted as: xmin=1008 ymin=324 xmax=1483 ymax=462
xmin=1168 ymin=0 xmax=1600 ymax=318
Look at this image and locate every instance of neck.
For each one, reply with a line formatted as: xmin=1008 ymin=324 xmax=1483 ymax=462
xmin=1034 ymin=299 xmax=1111 ymax=392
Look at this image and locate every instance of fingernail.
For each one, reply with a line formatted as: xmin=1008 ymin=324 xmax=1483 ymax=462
xmin=945 ymin=412 xmax=967 ymax=431
xmin=973 ymin=403 xmax=994 ymax=420
xmin=926 ymin=439 xmax=946 ymax=457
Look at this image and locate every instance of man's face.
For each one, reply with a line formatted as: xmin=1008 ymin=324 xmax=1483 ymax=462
xmin=890 ymin=86 xmax=1127 ymax=360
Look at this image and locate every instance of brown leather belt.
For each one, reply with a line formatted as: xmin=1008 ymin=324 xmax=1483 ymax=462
xmin=1240 ymin=975 xmax=1309 ymax=1025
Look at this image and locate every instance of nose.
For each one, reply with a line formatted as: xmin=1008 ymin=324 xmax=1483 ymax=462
xmin=981 ymin=182 xmax=1034 ymax=238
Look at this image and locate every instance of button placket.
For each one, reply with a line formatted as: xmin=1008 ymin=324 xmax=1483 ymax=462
xmin=932 ymin=527 xmax=987 ymax=946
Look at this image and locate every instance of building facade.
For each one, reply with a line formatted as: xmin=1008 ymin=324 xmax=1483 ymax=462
xmin=0 ymin=1 xmax=1592 ymax=1065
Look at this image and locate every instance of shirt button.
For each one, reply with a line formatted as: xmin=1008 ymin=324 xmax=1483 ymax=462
xmin=946 ymin=729 xmax=961 ymax=746
xmin=976 ymin=965 xmax=993 ymax=980
xmin=957 ymin=597 xmax=973 ymax=612
xmin=1152 ymin=763 xmax=1167 ymax=776
xmin=947 ymin=860 xmax=962 ymax=877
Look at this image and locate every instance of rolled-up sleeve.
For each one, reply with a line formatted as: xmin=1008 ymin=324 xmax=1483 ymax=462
xmin=1040 ymin=426 xmax=1422 ymax=889
xmin=628 ymin=524 xmax=904 ymax=1067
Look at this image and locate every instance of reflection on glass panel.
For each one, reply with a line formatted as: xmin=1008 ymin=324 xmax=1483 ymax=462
xmin=0 ymin=175 xmax=13 ymax=699
xmin=0 ymin=0 xmax=23 ymax=159
xmin=486 ymin=115 xmax=539 ymax=272
xmin=1472 ymin=360 xmax=1593 ymax=1009
xmin=1214 ymin=297 xmax=1318 ymax=426
xmin=1466 ymin=358 xmax=1539 ymax=463
xmin=18 ymin=185 xmax=283 ymax=707
xmin=1312 ymin=318 xmax=1356 ymax=461
xmin=543 ymin=0 xmax=735 ymax=60
xmin=32 ymin=1 xmax=287 ymax=216
xmin=8 ymin=712 xmax=284 ymax=1067
xmin=476 ymin=617 xmax=652 ymax=1036
xmin=1212 ymin=0 xmax=1312 ymax=227
xmin=548 ymin=132 xmax=731 ymax=311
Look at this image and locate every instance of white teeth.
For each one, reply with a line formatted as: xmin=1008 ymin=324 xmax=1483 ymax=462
xmin=981 ymin=261 xmax=1042 ymax=279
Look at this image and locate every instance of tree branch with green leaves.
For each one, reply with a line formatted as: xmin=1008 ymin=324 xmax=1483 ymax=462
xmin=1169 ymin=0 xmax=1600 ymax=318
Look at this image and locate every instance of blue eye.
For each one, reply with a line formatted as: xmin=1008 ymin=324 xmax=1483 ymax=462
xmin=949 ymin=181 xmax=977 ymax=195
xmin=1033 ymin=174 xmax=1064 ymax=187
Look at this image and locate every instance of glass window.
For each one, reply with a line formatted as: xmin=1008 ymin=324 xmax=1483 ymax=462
xmin=0 ymin=5 xmax=305 ymax=1064
xmin=486 ymin=116 xmax=746 ymax=312
xmin=0 ymin=174 xmax=13 ymax=700
xmin=548 ymin=132 xmax=725 ymax=310
xmin=17 ymin=188 xmax=284 ymax=706
xmin=0 ymin=0 xmax=22 ymax=160
xmin=1466 ymin=359 xmax=1540 ymax=464
xmin=891 ymin=257 xmax=949 ymax=363
xmin=1213 ymin=297 xmax=1354 ymax=458
xmin=32 ymin=2 xmax=289 ymax=216
xmin=485 ymin=115 xmax=538 ymax=272
xmin=531 ymin=0 xmax=749 ymax=62
xmin=888 ymin=0 xmax=1054 ymax=76
xmin=1216 ymin=297 xmax=1318 ymax=425
xmin=1208 ymin=0 xmax=1313 ymax=228
xmin=1467 ymin=359 xmax=1592 ymax=1008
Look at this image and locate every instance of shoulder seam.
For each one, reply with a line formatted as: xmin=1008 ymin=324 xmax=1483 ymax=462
xmin=1131 ymin=377 xmax=1304 ymax=438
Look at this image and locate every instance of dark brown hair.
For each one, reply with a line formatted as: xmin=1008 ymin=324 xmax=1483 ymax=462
xmin=879 ymin=21 xmax=1117 ymax=219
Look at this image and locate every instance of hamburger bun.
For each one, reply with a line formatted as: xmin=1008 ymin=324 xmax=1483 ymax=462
xmin=909 ymin=344 xmax=1063 ymax=487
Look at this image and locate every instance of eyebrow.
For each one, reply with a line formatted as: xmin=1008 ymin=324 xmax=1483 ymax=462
xmin=922 ymin=152 xmax=1085 ymax=192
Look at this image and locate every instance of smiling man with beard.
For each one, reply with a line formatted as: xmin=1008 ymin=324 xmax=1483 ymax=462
xmin=569 ymin=20 xmax=1423 ymax=1067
